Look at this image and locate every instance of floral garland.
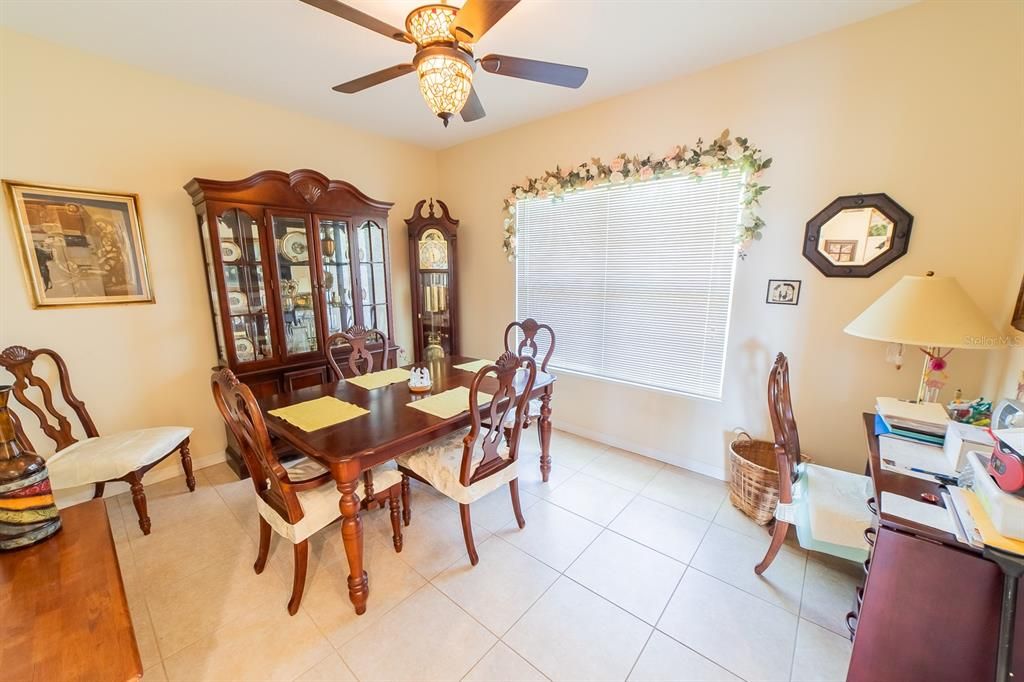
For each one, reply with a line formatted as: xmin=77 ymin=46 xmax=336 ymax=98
xmin=501 ymin=129 xmax=771 ymax=259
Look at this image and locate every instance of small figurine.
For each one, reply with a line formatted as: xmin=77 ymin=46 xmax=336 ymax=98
xmin=409 ymin=367 xmax=432 ymax=393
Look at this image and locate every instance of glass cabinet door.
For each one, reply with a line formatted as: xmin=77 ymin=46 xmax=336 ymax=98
xmin=317 ymin=218 xmax=356 ymax=336
xmin=417 ymin=227 xmax=453 ymax=356
xmin=217 ymin=209 xmax=274 ymax=364
xmin=356 ymin=220 xmax=389 ymax=330
xmin=270 ymin=213 xmax=322 ymax=358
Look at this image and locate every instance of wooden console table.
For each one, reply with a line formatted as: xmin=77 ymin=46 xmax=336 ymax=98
xmin=848 ymin=413 xmax=1023 ymax=681
xmin=0 ymin=499 xmax=142 ymax=681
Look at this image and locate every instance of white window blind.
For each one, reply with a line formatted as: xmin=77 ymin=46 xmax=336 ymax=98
xmin=515 ymin=171 xmax=744 ymax=400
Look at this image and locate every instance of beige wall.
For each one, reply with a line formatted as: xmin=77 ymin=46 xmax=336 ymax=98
xmin=438 ymin=0 xmax=1024 ymax=476
xmin=0 ymin=30 xmax=438 ymax=493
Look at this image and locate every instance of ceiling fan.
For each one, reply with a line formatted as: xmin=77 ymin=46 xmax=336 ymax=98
xmin=299 ymin=0 xmax=589 ymax=126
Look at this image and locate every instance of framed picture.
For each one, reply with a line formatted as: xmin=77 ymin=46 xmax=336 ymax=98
xmin=766 ymin=279 xmax=801 ymax=306
xmin=3 ymin=180 xmax=154 ymax=307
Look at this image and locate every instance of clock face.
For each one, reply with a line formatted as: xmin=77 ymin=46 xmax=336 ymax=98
xmin=418 ymin=228 xmax=448 ymax=270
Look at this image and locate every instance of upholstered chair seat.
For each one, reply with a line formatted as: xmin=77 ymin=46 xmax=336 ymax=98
xmin=46 ymin=426 xmax=193 ymax=489
xmin=255 ymin=459 xmax=403 ymax=544
xmin=397 ymin=428 xmax=518 ymax=505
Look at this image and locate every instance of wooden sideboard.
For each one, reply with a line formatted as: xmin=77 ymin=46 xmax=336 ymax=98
xmin=848 ymin=413 xmax=1023 ymax=680
xmin=0 ymin=499 xmax=142 ymax=681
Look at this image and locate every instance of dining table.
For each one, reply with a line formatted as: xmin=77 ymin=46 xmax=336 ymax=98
xmin=259 ymin=355 xmax=556 ymax=615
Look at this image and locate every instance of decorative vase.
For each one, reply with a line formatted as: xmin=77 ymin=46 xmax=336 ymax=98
xmin=321 ymin=233 xmax=336 ymax=260
xmin=0 ymin=385 xmax=61 ymax=551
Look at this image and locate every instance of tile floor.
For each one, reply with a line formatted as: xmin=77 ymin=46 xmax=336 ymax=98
xmin=107 ymin=429 xmax=860 ymax=682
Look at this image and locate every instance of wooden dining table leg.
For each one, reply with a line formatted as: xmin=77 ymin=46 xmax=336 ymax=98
xmin=331 ymin=458 xmax=368 ymax=615
xmin=538 ymin=390 xmax=553 ymax=482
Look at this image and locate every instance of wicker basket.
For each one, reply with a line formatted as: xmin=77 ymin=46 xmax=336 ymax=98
xmin=728 ymin=431 xmax=780 ymax=526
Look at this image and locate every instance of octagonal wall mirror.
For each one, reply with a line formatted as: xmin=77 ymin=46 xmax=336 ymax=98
xmin=803 ymin=193 xmax=913 ymax=277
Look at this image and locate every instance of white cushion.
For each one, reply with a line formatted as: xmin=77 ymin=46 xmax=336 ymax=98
xmin=502 ymin=398 xmax=543 ymax=427
xmin=46 ymin=426 xmax=192 ymax=489
xmin=397 ymin=428 xmax=518 ymax=505
xmin=256 ymin=459 xmax=402 ymax=544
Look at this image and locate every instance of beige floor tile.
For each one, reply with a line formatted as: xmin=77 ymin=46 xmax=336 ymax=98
xmin=163 ymin=606 xmax=332 ymax=682
xmin=396 ymin=502 xmax=492 ymax=579
xmin=129 ymin=514 xmax=255 ymax=593
xmin=535 ymin=431 xmax=607 ymax=471
xmin=799 ymin=555 xmax=862 ymax=638
xmin=130 ymin=600 xmax=163 ymax=671
xmin=516 ymin=459 xmax=576 ymax=500
xmin=496 ymin=500 xmax=602 ymax=571
xmin=504 ymin=577 xmax=651 ymax=682
xmin=712 ymin=498 xmax=773 ymax=541
xmin=295 ymin=652 xmax=358 ymax=682
xmin=790 ymin=619 xmax=852 ymax=682
xmin=545 ymin=472 xmax=635 ymax=525
xmin=462 ymin=483 xmax=540 ymax=533
xmin=690 ymin=524 xmax=806 ymax=614
xmin=609 ymin=496 xmax=711 ymax=564
xmin=142 ymin=663 xmax=168 ymax=681
xmin=300 ymin=533 xmax=427 ymax=647
xmin=119 ymin=473 xmax=225 ymax=540
xmin=433 ymin=536 xmax=558 ymax=636
xmin=628 ymin=631 xmax=740 ymax=682
xmin=463 ymin=642 xmax=548 ymax=682
xmin=146 ymin=548 xmax=291 ymax=657
xmin=340 ymin=584 xmax=496 ymax=681
xmin=658 ymin=570 xmax=797 ymax=682
xmin=581 ymin=447 xmax=664 ymax=493
xmin=641 ymin=468 xmax=727 ymax=520
xmin=566 ymin=530 xmax=684 ymax=624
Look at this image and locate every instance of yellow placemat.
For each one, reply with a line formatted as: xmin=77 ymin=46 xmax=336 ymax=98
xmin=269 ymin=396 xmax=369 ymax=432
xmin=347 ymin=367 xmax=411 ymax=390
xmin=453 ymin=359 xmax=492 ymax=373
xmin=406 ymin=386 xmax=493 ymax=420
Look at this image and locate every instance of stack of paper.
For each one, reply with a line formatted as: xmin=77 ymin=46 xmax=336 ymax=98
xmin=876 ymin=397 xmax=950 ymax=445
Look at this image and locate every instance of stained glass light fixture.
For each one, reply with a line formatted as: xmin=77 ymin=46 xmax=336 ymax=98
xmin=413 ymin=46 xmax=474 ymax=127
xmin=405 ymin=4 xmax=458 ymax=45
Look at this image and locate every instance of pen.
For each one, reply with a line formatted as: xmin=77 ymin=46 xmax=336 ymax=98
xmin=909 ymin=467 xmax=959 ymax=485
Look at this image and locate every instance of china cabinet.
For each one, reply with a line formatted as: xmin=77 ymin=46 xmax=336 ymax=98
xmin=406 ymin=199 xmax=459 ymax=361
xmin=185 ymin=169 xmax=396 ymax=476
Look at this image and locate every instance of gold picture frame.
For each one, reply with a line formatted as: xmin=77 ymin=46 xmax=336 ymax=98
xmin=3 ymin=180 xmax=154 ymax=308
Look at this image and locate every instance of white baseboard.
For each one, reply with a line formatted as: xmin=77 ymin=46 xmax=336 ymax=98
xmin=554 ymin=421 xmax=727 ymax=481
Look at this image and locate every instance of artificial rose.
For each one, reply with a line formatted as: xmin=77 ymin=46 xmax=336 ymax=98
xmin=609 ymin=171 xmax=625 ymax=184
xmin=726 ymin=143 xmax=744 ymax=160
xmin=693 ymin=166 xmax=710 ymax=177
xmin=639 ymin=166 xmax=655 ymax=181
xmin=699 ymin=155 xmax=717 ymax=167
xmin=609 ymin=157 xmax=625 ymax=172
xmin=538 ymin=189 xmax=548 ymax=199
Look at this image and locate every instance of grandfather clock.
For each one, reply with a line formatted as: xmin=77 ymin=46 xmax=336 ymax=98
xmin=406 ymin=199 xmax=459 ymax=361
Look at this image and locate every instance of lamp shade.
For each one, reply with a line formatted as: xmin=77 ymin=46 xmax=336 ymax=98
xmin=844 ymin=274 xmax=1001 ymax=349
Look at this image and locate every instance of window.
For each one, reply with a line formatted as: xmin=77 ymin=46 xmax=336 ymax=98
xmin=515 ymin=171 xmax=744 ymax=400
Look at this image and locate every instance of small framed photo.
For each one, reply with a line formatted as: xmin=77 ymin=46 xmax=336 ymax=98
xmin=3 ymin=180 xmax=154 ymax=307
xmin=766 ymin=279 xmax=801 ymax=306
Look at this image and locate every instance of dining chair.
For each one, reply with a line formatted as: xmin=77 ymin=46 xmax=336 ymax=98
xmin=211 ymin=368 xmax=406 ymax=615
xmin=755 ymin=352 xmax=873 ymax=574
xmin=325 ymin=325 xmax=391 ymax=378
xmin=500 ymin=318 xmax=555 ymax=443
xmin=0 ymin=345 xmax=193 ymax=535
xmin=398 ymin=351 xmax=537 ymax=565
xmin=325 ymin=325 xmax=411 ymax=525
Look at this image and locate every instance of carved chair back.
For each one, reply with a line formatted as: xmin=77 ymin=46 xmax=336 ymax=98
xmin=460 ymin=352 xmax=537 ymax=487
xmin=0 ymin=345 xmax=99 ymax=453
xmin=767 ymin=352 xmax=802 ymax=504
xmin=211 ymin=368 xmax=322 ymax=524
xmin=326 ymin=326 xmax=390 ymax=379
xmin=503 ymin=319 xmax=555 ymax=373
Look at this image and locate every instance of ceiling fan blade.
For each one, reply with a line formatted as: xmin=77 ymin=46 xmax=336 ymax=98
xmin=461 ymin=86 xmax=486 ymax=122
xmin=332 ymin=64 xmax=415 ymax=93
xmin=298 ymin=0 xmax=412 ymax=43
xmin=450 ymin=0 xmax=519 ymax=43
xmin=479 ymin=54 xmax=588 ymax=88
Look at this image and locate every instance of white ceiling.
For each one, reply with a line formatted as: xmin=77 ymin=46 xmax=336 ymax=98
xmin=0 ymin=0 xmax=912 ymax=149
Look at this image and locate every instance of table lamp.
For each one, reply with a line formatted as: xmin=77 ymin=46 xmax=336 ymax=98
xmin=844 ymin=272 xmax=1001 ymax=403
